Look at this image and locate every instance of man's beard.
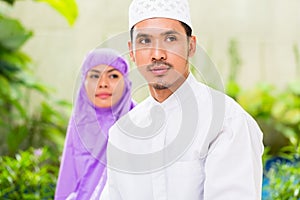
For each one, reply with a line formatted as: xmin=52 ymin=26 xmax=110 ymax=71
xmin=152 ymin=82 xmax=170 ymax=90
xmin=146 ymin=61 xmax=173 ymax=90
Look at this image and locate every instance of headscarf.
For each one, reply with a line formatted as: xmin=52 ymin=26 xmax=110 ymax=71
xmin=55 ymin=48 xmax=135 ymax=200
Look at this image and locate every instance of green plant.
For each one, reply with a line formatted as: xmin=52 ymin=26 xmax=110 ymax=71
xmin=272 ymin=81 xmax=300 ymax=156
xmin=3 ymin=99 xmax=71 ymax=156
xmin=0 ymin=147 xmax=59 ymax=199
xmin=225 ymin=39 xmax=242 ymax=98
xmin=1 ymin=0 xmax=78 ymax=25
xmin=223 ymin=40 xmax=300 ymax=156
xmin=223 ymin=39 xmax=300 ymax=198
xmin=237 ymin=83 xmax=276 ymax=119
xmin=235 ymin=81 xmax=300 ymax=155
xmin=0 ymin=0 xmax=76 ymax=155
xmin=0 ymin=1 xmax=76 ymax=198
xmin=293 ymin=44 xmax=300 ymax=76
xmin=263 ymin=160 xmax=300 ymax=200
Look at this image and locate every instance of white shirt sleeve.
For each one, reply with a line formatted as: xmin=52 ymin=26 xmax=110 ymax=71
xmin=65 ymin=192 xmax=77 ymax=200
xmin=204 ymin=113 xmax=264 ymax=200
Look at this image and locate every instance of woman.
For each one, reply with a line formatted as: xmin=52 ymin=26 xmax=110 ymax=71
xmin=55 ymin=48 xmax=135 ymax=200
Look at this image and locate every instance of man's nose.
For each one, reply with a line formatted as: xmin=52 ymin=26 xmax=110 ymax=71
xmin=151 ymin=41 xmax=167 ymax=61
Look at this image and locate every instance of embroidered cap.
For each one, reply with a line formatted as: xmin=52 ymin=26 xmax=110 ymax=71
xmin=128 ymin=0 xmax=192 ymax=30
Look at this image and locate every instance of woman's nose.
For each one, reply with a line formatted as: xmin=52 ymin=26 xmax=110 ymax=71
xmin=98 ymin=76 xmax=108 ymax=88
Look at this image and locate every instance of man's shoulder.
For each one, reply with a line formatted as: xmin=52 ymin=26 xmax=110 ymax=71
xmin=127 ymin=96 xmax=153 ymax=117
xmin=111 ymin=96 xmax=153 ymax=132
xmin=191 ymin=78 xmax=250 ymax=118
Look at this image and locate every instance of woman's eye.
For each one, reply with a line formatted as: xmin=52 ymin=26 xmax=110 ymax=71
xmin=109 ymin=74 xmax=119 ymax=79
xmin=89 ymin=74 xmax=99 ymax=79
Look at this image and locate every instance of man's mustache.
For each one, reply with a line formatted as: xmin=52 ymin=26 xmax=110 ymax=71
xmin=146 ymin=61 xmax=174 ymax=71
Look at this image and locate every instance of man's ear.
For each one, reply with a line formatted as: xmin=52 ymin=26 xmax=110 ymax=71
xmin=188 ymin=36 xmax=196 ymax=57
xmin=128 ymin=41 xmax=135 ymax=62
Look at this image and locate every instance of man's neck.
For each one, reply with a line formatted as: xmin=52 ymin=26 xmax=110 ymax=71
xmin=149 ymin=87 xmax=173 ymax=103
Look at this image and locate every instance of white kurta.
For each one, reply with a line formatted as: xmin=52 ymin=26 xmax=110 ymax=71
xmin=101 ymin=74 xmax=264 ymax=200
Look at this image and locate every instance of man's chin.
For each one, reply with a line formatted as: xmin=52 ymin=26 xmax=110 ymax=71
xmin=152 ymin=83 xmax=170 ymax=90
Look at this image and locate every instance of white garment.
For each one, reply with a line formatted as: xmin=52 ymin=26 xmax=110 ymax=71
xmin=102 ymin=74 xmax=264 ymax=200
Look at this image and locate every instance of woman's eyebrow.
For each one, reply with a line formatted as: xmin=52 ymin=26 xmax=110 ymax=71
xmin=107 ymin=69 xmax=117 ymax=73
xmin=89 ymin=69 xmax=101 ymax=73
xmin=89 ymin=68 xmax=117 ymax=74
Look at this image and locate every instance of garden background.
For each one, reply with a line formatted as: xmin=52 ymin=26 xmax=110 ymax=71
xmin=0 ymin=0 xmax=299 ymax=199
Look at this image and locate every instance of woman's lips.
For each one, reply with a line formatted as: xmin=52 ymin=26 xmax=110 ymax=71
xmin=96 ymin=92 xmax=112 ymax=99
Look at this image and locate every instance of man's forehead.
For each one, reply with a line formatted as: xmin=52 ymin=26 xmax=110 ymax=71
xmin=134 ymin=18 xmax=182 ymax=28
xmin=132 ymin=18 xmax=186 ymax=36
xmin=133 ymin=29 xmax=182 ymax=38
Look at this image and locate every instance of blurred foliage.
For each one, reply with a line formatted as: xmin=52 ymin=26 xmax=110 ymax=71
xmin=0 ymin=147 xmax=59 ymax=199
xmin=227 ymin=39 xmax=242 ymax=81
xmin=1 ymin=0 xmax=78 ymax=26
xmin=0 ymin=0 xmax=75 ymax=156
xmin=226 ymin=40 xmax=300 ymax=156
xmin=1 ymin=0 xmax=14 ymax=5
xmin=226 ymin=40 xmax=300 ymax=199
xmin=0 ymin=0 xmax=77 ymax=198
xmin=293 ymin=44 xmax=300 ymax=76
xmin=0 ymin=15 xmax=32 ymax=50
xmin=225 ymin=39 xmax=242 ymax=98
xmin=263 ymin=160 xmax=300 ymax=200
xmin=231 ymin=78 xmax=300 ymax=155
xmin=0 ymin=0 xmax=76 ymax=156
xmin=35 ymin=0 xmax=78 ymax=25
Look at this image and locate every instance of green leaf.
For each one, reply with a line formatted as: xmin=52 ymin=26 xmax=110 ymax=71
xmin=0 ymin=15 xmax=33 ymax=51
xmin=0 ymin=148 xmax=59 ymax=199
xmin=0 ymin=0 xmax=15 ymax=5
xmin=16 ymin=72 xmax=50 ymax=95
xmin=283 ymin=109 xmax=300 ymax=125
xmin=237 ymin=83 xmax=275 ymax=118
xmin=289 ymin=80 xmax=300 ymax=95
xmin=34 ymin=0 xmax=78 ymax=26
xmin=225 ymin=79 xmax=240 ymax=99
xmin=0 ymin=75 xmax=11 ymax=96
xmin=7 ymin=126 xmax=29 ymax=155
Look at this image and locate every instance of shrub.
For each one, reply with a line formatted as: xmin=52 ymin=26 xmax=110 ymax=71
xmin=0 ymin=147 xmax=59 ymax=199
xmin=263 ymin=159 xmax=300 ymax=200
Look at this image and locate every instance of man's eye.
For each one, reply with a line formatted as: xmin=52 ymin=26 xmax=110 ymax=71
xmin=166 ymin=35 xmax=177 ymax=42
xmin=138 ymin=38 xmax=151 ymax=44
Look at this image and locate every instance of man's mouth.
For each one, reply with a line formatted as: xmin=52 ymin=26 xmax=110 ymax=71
xmin=148 ymin=62 xmax=172 ymax=76
xmin=150 ymin=66 xmax=170 ymax=75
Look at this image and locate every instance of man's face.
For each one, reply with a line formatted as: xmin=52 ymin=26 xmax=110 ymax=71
xmin=129 ymin=18 xmax=196 ymax=91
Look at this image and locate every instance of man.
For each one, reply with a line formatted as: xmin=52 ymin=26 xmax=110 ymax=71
xmin=103 ymin=0 xmax=264 ymax=199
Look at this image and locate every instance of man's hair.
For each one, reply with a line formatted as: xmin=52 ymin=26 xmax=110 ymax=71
xmin=130 ymin=21 xmax=192 ymax=41
xmin=180 ymin=22 xmax=192 ymax=37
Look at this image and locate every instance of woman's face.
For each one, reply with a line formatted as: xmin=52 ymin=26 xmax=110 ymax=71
xmin=85 ymin=65 xmax=125 ymax=108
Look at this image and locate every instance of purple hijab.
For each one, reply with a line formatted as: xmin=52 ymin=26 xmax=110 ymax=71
xmin=55 ymin=48 xmax=135 ymax=200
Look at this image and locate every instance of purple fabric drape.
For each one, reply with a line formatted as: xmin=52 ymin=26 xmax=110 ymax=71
xmin=55 ymin=48 xmax=135 ymax=200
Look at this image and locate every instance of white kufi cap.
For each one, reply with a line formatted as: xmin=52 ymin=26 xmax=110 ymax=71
xmin=128 ymin=0 xmax=192 ymax=30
